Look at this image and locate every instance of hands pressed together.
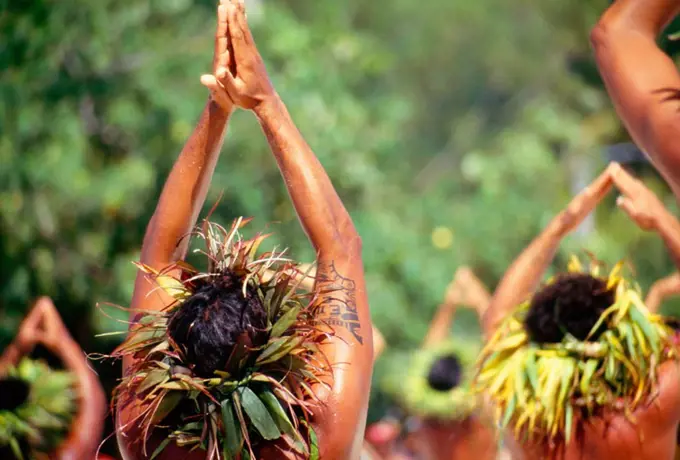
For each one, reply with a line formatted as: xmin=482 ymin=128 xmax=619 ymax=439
xmin=201 ymin=0 xmax=275 ymax=113
xmin=554 ymin=162 xmax=673 ymax=237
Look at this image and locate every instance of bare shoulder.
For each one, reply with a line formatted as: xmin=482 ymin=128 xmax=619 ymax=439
xmin=636 ymin=358 xmax=680 ymax=428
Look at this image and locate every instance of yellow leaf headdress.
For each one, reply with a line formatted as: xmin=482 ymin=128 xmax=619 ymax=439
xmin=475 ymin=255 xmax=677 ymax=447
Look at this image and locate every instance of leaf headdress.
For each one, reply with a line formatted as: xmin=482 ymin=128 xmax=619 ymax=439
xmin=383 ymin=340 xmax=480 ymax=421
xmin=112 ymin=218 xmax=331 ymax=459
xmin=0 ymin=358 xmax=77 ymax=459
xmin=475 ymin=255 xmax=677 ymax=447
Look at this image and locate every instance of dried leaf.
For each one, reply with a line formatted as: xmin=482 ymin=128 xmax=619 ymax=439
xmin=151 ymin=391 xmax=182 ymax=425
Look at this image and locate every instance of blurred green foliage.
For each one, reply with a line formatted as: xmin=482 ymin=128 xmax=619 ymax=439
xmin=3 ymin=0 xmax=680 ymax=446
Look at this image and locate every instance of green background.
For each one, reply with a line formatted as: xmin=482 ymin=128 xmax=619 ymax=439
xmin=3 ymin=0 xmax=680 ymax=455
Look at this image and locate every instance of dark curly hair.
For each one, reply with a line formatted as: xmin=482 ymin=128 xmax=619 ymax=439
xmin=0 ymin=377 xmax=30 ymax=412
xmin=426 ymin=354 xmax=462 ymax=392
xmin=524 ymin=273 xmax=615 ymax=344
xmin=167 ymin=271 xmax=267 ymax=377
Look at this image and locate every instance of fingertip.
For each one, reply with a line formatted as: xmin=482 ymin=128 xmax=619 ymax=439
xmin=215 ymin=67 xmax=228 ymax=79
xmin=200 ymin=74 xmax=217 ymax=87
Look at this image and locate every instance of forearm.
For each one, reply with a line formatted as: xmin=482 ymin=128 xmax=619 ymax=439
xmin=141 ymin=99 xmax=231 ymax=266
xmin=254 ymin=95 xmax=360 ymax=254
xmin=592 ymin=3 xmax=680 ymax=195
xmin=0 ymin=344 xmax=24 ymax=374
xmin=56 ymin=338 xmax=106 ymax=459
xmin=422 ymin=303 xmax=457 ymax=348
xmin=482 ymin=223 xmax=562 ymax=337
xmin=657 ymin=213 xmax=680 ymax=270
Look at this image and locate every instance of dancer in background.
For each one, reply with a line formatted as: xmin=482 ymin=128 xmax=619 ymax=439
xmin=477 ymin=163 xmax=680 ymax=459
xmin=115 ymin=0 xmax=372 ymax=458
xmin=647 ymin=273 xmax=680 ymax=313
xmin=370 ymin=267 xmax=497 ymax=460
xmin=0 ymin=297 xmax=106 ymax=459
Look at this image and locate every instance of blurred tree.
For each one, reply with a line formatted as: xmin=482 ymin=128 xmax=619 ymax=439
xmin=2 ymin=0 xmax=680 ymax=446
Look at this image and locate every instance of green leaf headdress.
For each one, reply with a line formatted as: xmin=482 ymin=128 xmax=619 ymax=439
xmin=111 ymin=218 xmax=331 ymax=459
xmin=383 ymin=340 xmax=480 ymax=421
xmin=0 ymin=358 xmax=77 ymax=459
xmin=475 ymin=255 xmax=677 ymax=447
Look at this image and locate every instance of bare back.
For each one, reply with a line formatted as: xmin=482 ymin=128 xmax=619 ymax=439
xmin=506 ymin=360 xmax=680 ymax=460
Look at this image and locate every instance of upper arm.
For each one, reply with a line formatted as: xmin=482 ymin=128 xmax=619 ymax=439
xmin=592 ymin=22 xmax=680 ymax=193
xmin=310 ymin=246 xmax=373 ymax=457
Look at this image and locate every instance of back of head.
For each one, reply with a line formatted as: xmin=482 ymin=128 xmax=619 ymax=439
xmin=167 ymin=271 xmax=267 ymax=377
xmin=426 ymin=354 xmax=462 ymax=392
xmin=0 ymin=377 xmax=30 ymax=412
xmin=524 ymin=273 xmax=615 ymax=344
xmin=0 ymin=377 xmax=31 ymax=459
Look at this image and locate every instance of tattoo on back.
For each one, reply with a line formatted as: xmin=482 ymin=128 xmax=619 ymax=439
xmin=314 ymin=261 xmax=363 ymax=345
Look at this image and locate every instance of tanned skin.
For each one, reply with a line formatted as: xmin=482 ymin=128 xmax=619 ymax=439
xmin=265 ymin=264 xmax=384 ymax=360
xmin=0 ymin=297 xmax=107 ymax=459
xmin=647 ymin=273 xmax=680 ymax=313
xmin=412 ymin=268 xmax=496 ymax=460
xmin=117 ymin=0 xmax=372 ymax=458
xmin=366 ymin=269 xmax=496 ymax=460
xmin=482 ymin=164 xmax=680 ymax=459
xmin=422 ymin=267 xmax=491 ymax=348
xmin=591 ymin=0 xmax=680 ymax=199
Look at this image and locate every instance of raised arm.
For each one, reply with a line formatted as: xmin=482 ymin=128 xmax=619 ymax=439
xmin=481 ymin=166 xmax=615 ymax=338
xmin=421 ymin=267 xmax=490 ymax=348
xmin=608 ymin=164 xmax=680 ymax=310
xmin=591 ymin=0 xmax=680 ymax=197
xmin=0 ymin=298 xmax=106 ymax=459
xmin=128 ymin=2 xmax=234 ymax=320
xmin=213 ymin=2 xmax=370 ymax=456
xmin=647 ymin=273 xmax=680 ymax=313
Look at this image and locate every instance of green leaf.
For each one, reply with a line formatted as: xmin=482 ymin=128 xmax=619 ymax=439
xmin=259 ymin=390 xmax=307 ymax=453
xmin=221 ymin=399 xmax=243 ymax=458
xmin=150 ymin=437 xmax=172 ymax=459
xmin=501 ymin=395 xmax=516 ymax=428
xmin=151 ymin=391 xmax=182 ymax=425
xmin=9 ymin=438 xmax=23 ymax=460
xmin=270 ymin=305 xmax=301 ymax=338
xmin=138 ymin=369 xmax=170 ymax=393
xmin=256 ymin=336 xmax=305 ymax=366
xmin=238 ymin=387 xmax=281 ymax=440
xmin=309 ymin=424 xmax=320 ymax=460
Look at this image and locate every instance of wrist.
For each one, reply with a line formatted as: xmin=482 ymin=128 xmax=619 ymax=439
xmin=207 ymin=96 xmax=233 ymax=118
xmin=655 ymin=210 xmax=680 ymax=236
xmin=253 ymin=92 xmax=284 ymax=122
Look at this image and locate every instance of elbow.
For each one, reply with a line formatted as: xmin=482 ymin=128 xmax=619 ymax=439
xmin=333 ymin=219 xmax=363 ymax=254
xmin=590 ymin=20 xmax=616 ymax=58
xmin=480 ymin=308 xmax=497 ymax=339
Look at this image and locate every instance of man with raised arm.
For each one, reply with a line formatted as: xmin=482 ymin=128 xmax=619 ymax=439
xmin=115 ymin=1 xmax=372 ymax=458
xmin=477 ymin=163 xmax=680 ymax=459
xmin=370 ymin=268 xmax=496 ymax=460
